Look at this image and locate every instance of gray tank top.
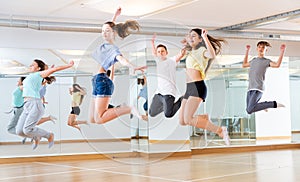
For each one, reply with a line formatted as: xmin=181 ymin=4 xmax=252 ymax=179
xmin=248 ymin=57 xmax=271 ymax=91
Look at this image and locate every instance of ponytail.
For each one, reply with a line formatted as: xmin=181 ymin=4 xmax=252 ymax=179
xmin=189 ymin=28 xmax=225 ymax=55
xmin=44 ymin=76 xmax=56 ymax=84
xmin=104 ymin=20 xmax=140 ymax=39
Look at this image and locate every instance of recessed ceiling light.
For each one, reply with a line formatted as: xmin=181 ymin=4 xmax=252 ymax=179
xmin=84 ymin=0 xmax=196 ymax=17
xmin=56 ymin=50 xmax=90 ymax=56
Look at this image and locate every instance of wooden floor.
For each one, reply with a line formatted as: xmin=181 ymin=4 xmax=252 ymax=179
xmin=0 ymin=148 xmax=300 ymax=181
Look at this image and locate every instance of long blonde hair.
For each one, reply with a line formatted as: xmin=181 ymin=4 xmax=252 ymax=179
xmin=104 ymin=20 xmax=140 ymax=39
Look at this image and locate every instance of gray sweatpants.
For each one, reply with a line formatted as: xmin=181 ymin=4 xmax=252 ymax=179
xmin=246 ymin=90 xmax=276 ymax=114
xmin=16 ymin=98 xmax=51 ymax=139
xmin=7 ymin=107 xmax=23 ymax=134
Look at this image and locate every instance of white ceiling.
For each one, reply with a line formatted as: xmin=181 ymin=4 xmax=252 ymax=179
xmin=0 ymin=0 xmax=300 ymax=77
xmin=0 ymin=0 xmax=299 ymax=33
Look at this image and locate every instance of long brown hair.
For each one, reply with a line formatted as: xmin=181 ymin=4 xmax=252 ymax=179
xmin=44 ymin=76 xmax=56 ymax=84
xmin=185 ymin=28 xmax=225 ymax=55
xmin=33 ymin=59 xmax=55 ymax=84
xmin=186 ymin=28 xmax=226 ymax=73
xmin=104 ymin=20 xmax=140 ymax=39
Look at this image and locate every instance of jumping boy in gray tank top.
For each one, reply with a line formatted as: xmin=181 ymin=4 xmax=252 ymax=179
xmin=242 ymin=41 xmax=286 ymax=114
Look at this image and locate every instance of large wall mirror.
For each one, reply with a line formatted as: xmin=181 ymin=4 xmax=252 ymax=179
xmin=0 ymin=32 xmax=300 ymax=159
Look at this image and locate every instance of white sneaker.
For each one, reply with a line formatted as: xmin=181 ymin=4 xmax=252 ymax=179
xmin=49 ymin=115 xmax=57 ymax=124
xmin=130 ymin=106 xmax=142 ymax=120
xmin=277 ymin=103 xmax=285 ymax=108
xmin=221 ymin=126 xmax=230 ymax=146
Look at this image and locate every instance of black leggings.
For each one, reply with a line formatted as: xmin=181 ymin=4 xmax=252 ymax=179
xmin=149 ymin=94 xmax=182 ymax=118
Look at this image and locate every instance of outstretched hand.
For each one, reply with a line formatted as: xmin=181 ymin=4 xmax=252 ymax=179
xmin=152 ymin=33 xmax=156 ymax=42
xmin=180 ymin=48 xmax=186 ymax=56
xmin=246 ymin=45 xmax=251 ymax=51
xmin=115 ymin=7 xmax=121 ymax=17
xmin=68 ymin=60 xmax=75 ymax=67
xmin=280 ymin=44 xmax=286 ymax=51
xmin=201 ymin=29 xmax=208 ymax=37
xmin=134 ymin=65 xmax=147 ymax=73
xmin=181 ymin=37 xmax=188 ymax=45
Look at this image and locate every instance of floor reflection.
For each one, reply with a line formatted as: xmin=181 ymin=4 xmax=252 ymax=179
xmin=0 ymin=140 xmax=132 ymax=158
xmin=0 ymin=134 xmax=299 ymax=158
xmin=191 ymin=133 xmax=300 ymax=148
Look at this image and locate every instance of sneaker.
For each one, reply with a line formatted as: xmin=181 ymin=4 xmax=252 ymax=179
xmin=221 ymin=126 xmax=230 ymax=146
xmin=130 ymin=106 xmax=142 ymax=120
xmin=49 ymin=115 xmax=57 ymax=124
xmin=32 ymin=136 xmax=41 ymax=150
xmin=48 ymin=133 xmax=54 ymax=148
xmin=277 ymin=103 xmax=285 ymax=108
xmin=21 ymin=137 xmax=27 ymax=144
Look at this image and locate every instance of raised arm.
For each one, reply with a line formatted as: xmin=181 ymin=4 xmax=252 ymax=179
xmin=242 ymin=45 xmax=251 ymax=68
xmin=40 ymin=61 xmax=74 ymax=78
xmin=175 ymin=48 xmax=186 ymax=63
xmin=112 ymin=7 xmax=121 ymax=22
xmin=270 ymin=44 xmax=286 ymax=68
xmin=202 ymin=29 xmax=216 ymax=59
xmin=151 ymin=34 xmax=157 ymax=57
xmin=142 ymin=73 xmax=147 ymax=85
xmin=76 ymin=85 xmax=87 ymax=95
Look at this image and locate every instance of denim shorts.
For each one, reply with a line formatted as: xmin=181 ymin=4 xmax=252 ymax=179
xmin=92 ymin=73 xmax=114 ymax=97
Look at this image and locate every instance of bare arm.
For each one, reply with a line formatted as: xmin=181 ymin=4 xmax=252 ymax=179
xmin=40 ymin=61 xmax=74 ymax=78
xmin=151 ymin=34 xmax=157 ymax=57
xmin=112 ymin=7 xmax=121 ymax=22
xmin=142 ymin=73 xmax=147 ymax=85
xmin=270 ymin=44 xmax=286 ymax=68
xmin=116 ymin=55 xmax=146 ymax=73
xmin=175 ymin=48 xmax=186 ymax=63
xmin=242 ymin=45 xmax=251 ymax=68
xmin=202 ymin=29 xmax=216 ymax=59
xmin=76 ymin=86 xmax=87 ymax=95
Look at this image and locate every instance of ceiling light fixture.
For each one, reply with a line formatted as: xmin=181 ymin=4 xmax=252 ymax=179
xmin=83 ymin=0 xmax=197 ymax=17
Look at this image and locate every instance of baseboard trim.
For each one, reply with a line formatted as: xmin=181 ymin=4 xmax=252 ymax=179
xmin=192 ymin=143 xmax=300 ymax=155
xmin=148 ymin=140 xmax=190 ymax=144
xmin=0 ymin=152 xmax=139 ymax=164
xmin=0 ymin=138 xmax=131 ymax=145
xmin=256 ymin=136 xmax=291 ymax=140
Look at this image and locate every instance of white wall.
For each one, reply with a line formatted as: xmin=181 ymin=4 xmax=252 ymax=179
xmin=290 ymin=79 xmax=300 ymax=131
xmin=255 ymin=67 xmax=291 ymax=138
xmin=147 ymin=66 xmax=189 ymax=142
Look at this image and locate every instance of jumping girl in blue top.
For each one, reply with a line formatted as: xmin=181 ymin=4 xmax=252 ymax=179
xmin=16 ymin=59 xmax=74 ymax=149
xmin=90 ymin=8 xmax=146 ymax=124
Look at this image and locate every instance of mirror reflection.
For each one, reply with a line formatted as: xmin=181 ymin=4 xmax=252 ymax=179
xmin=0 ymin=38 xmax=300 ymax=158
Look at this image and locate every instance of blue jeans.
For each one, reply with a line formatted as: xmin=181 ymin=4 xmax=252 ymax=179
xmin=246 ymin=90 xmax=276 ymax=114
xmin=92 ymin=73 xmax=114 ymax=97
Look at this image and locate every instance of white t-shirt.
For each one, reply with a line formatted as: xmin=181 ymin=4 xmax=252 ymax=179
xmin=155 ymin=57 xmax=178 ymax=96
